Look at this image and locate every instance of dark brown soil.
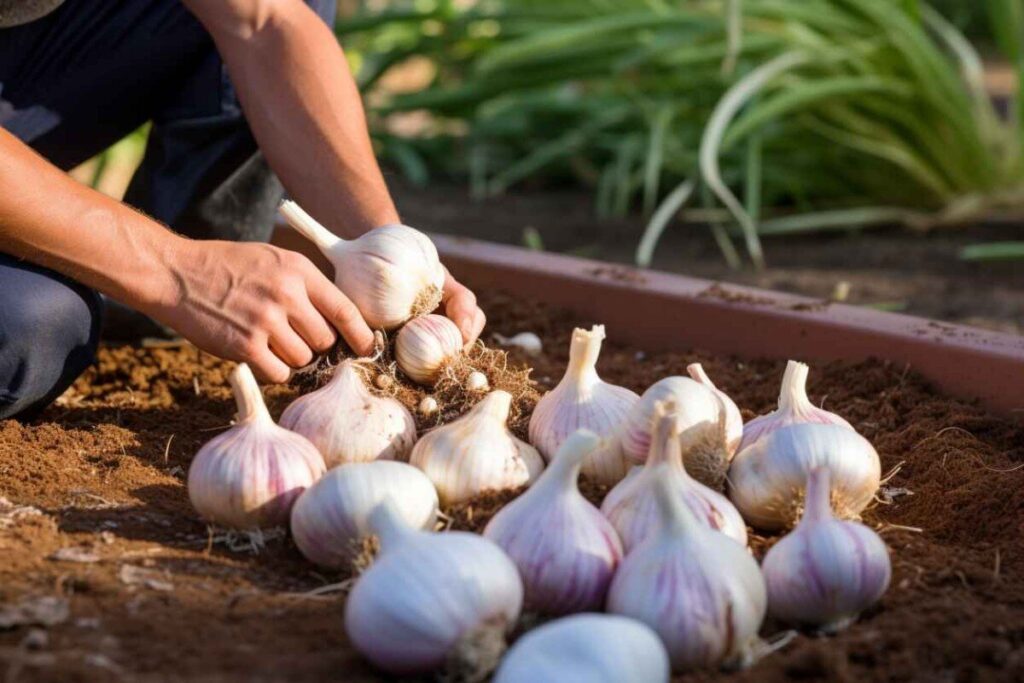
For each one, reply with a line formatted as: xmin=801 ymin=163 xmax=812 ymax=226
xmin=390 ymin=180 xmax=1024 ymax=334
xmin=1 ymin=292 xmax=1023 ymax=682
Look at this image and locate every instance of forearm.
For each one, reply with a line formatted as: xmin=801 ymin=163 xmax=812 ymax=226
xmin=184 ymin=0 xmax=398 ymax=238
xmin=0 ymin=129 xmax=180 ymax=310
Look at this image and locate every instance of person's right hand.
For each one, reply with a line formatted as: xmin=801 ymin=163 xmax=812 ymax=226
xmin=149 ymin=239 xmax=375 ymax=382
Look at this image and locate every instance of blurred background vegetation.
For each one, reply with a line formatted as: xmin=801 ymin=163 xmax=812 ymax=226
xmin=75 ymin=0 xmax=1024 ymax=268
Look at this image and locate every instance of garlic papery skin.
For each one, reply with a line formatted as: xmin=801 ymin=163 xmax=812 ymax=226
xmin=395 ymin=314 xmax=464 ymax=384
xmin=290 ymin=461 xmax=438 ymax=568
xmin=187 ymin=364 xmax=326 ymax=529
xmin=687 ymin=363 xmax=743 ymax=457
xmin=529 ymin=325 xmax=639 ymax=485
xmin=278 ymin=200 xmax=445 ymax=330
xmin=410 ymin=390 xmax=544 ymax=504
xmin=619 ymin=376 xmax=731 ymax=489
xmin=739 ymin=360 xmax=853 ymax=452
xmin=728 ymin=422 xmax=881 ymax=531
xmin=607 ymin=475 xmax=767 ymax=673
xmin=762 ymin=467 xmax=891 ymax=632
xmin=483 ymin=430 xmax=623 ymax=615
xmin=345 ymin=499 xmax=523 ymax=676
xmin=493 ymin=614 xmax=670 ymax=683
xmin=279 ymin=360 xmax=416 ymax=468
xmin=601 ymin=403 xmax=747 ymax=552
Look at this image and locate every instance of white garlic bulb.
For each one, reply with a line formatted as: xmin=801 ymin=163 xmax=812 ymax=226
xmin=483 ymin=430 xmax=623 ymax=615
xmin=410 ymin=390 xmax=544 ymax=504
xmin=619 ymin=376 xmax=731 ymax=489
xmin=686 ymin=363 xmax=743 ymax=457
xmin=493 ymin=614 xmax=670 ymax=683
xmin=419 ymin=396 xmax=439 ymax=417
xmin=607 ymin=475 xmax=767 ymax=672
xmin=601 ymin=403 xmax=746 ymax=552
xmin=465 ymin=370 xmax=490 ymax=392
xmin=728 ymin=423 xmax=881 ymax=530
xmin=762 ymin=467 xmax=891 ymax=632
xmin=529 ymin=325 xmax=639 ymax=485
xmin=345 ymin=499 xmax=523 ymax=676
xmin=279 ymin=200 xmax=446 ymax=330
xmin=395 ymin=314 xmax=464 ymax=384
xmin=290 ymin=460 xmax=438 ymax=568
xmin=187 ymin=364 xmax=325 ymax=529
xmin=279 ymin=360 xmax=416 ymax=468
xmin=492 ymin=331 xmax=543 ymax=356
xmin=739 ymin=360 xmax=853 ymax=452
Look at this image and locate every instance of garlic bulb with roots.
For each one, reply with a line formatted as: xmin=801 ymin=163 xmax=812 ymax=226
xmin=290 ymin=461 xmax=438 ymax=568
xmin=278 ymin=200 xmax=445 ymax=330
xmin=529 ymin=325 xmax=639 ymax=485
xmin=410 ymin=390 xmax=544 ymax=504
xmin=483 ymin=430 xmax=623 ymax=615
xmin=187 ymin=364 xmax=325 ymax=529
xmin=279 ymin=360 xmax=416 ymax=468
xmin=728 ymin=423 xmax=881 ymax=530
xmin=620 ymin=376 xmax=731 ymax=490
xmin=601 ymin=402 xmax=747 ymax=552
xmin=345 ymin=499 xmax=523 ymax=677
xmin=739 ymin=360 xmax=853 ymax=452
xmin=762 ymin=467 xmax=891 ymax=632
xmin=607 ymin=475 xmax=767 ymax=673
xmin=686 ymin=363 xmax=743 ymax=457
xmin=493 ymin=614 xmax=670 ymax=683
xmin=396 ymin=314 xmax=464 ymax=384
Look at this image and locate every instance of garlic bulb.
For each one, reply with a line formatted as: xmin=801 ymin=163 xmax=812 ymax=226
xmin=278 ymin=200 xmax=445 ymax=330
xmin=419 ymin=396 xmax=439 ymax=417
xmin=188 ymin=364 xmax=325 ymax=529
xmin=728 ymin=423 xmax=881 ymax=530
xmin=279 ymin=360 xmax=416 ymax=468
xmin=601 ymin=403 xmax=746 ymax=551
xmin=739 ymin=360 xmax=853 ymax=452
xmin=493 ymin=614 xmax=670 ymax=683
xmin=762 ymin=467 xmax=891 ymax=632
xmin=492 ymin=331 xmax=543 ymax=356
xmin=686 ymin=363 xmax=743 ymax=457
xmin=466 ymin=371 xmax=489 ymax=392
xmin=396 ymin=314 xmax=464 ymax=384
xmin=619 ymin=376 xmax=731 ymax=489
xmin=290 ymin=461 xmax=438 ymax=568
xmin=529 ymin=325 xmax=639 ymax=485
xmin=345 ymin=499 xmax=523 ymax=676
xmin=410 ymin=390 xmax=544 ymax=504
xmin=483 ymin=430 xmax=623 ymax=614
xmin=607 ymin=475 xmax=767 ymax=672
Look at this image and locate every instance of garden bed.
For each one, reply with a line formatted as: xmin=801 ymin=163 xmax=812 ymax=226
xmin=0 ymin=290 xmax=1022 ymax=682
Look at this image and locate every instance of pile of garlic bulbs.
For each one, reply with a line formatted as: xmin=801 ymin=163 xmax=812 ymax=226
xmin=183 ymin=237 xmax=894 ymax=678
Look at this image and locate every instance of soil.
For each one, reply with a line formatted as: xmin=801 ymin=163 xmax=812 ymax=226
xmin=1 ymin=292 xmax=1023 ymax=682
xmin=389 ymin=180 xmax=1024 ymax=334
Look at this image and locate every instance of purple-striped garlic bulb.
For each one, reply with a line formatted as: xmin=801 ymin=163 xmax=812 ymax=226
xmin=601 ymin=402 xmax=746 ymax=552
xmin=483 ymin=430 xmax=623 ymax=615
xmin=188 ymin=363 xmax=325 ymax=529
xmin=290 ymin=460 xmax=438 ymax=568
xmin=395 ymin=314 xmax=464 ymax=384
xmin=738 ymin=360 xmax=852 ymax=452
xmin=279 ymin=360 xmax=416 ymax=468
xmin=727 ymin=423 xmax=880 ymax=531
xmin=619 ymin=376 xmax=731 ymax=490
xmin=529 ymin=325 xmax=639 ymax=485
xmin=607 ymin=474 xmax=766 ymax=672
xmin=762 ymin=467 xmax=891 ymax=632
xmin=686 ymin=363 xmax=743 ymax=457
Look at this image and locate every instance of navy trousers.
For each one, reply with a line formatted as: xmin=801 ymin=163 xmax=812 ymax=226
xmin=0 ymin=0 xmax=335 ymax=420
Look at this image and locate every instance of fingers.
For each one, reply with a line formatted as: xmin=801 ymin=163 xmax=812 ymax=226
xmin=441 ymin=271 xmax=484 ymax=343
xmin=247 ymin=344 xmax=293 ymax=384
xmin=465 ymin=307 xmax=486 ymax=348
xmin=269 ymin=321 xmax=315 ymax=369
xmin=306 ymin=272 xmax=376 ymax=356
xmin=288 ymin=298 xmax=338 ymax=353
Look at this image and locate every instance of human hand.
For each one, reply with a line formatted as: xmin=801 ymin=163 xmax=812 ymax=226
xmin=439 ymin=268 xmax=486 ymax=348
xmin=153 ymin=239 xmax=375 ymax=382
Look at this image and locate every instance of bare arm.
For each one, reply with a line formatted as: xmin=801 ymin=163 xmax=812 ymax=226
xmin=183 ymin=0 xmax=485 ymax=340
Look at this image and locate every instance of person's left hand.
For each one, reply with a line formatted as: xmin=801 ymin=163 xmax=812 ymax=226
xmin=439 ymin=268 xmax=485 ymax=347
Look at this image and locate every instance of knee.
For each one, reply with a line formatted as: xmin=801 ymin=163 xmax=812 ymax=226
xmin=0 ymin=272 xmax=101 ymax=419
